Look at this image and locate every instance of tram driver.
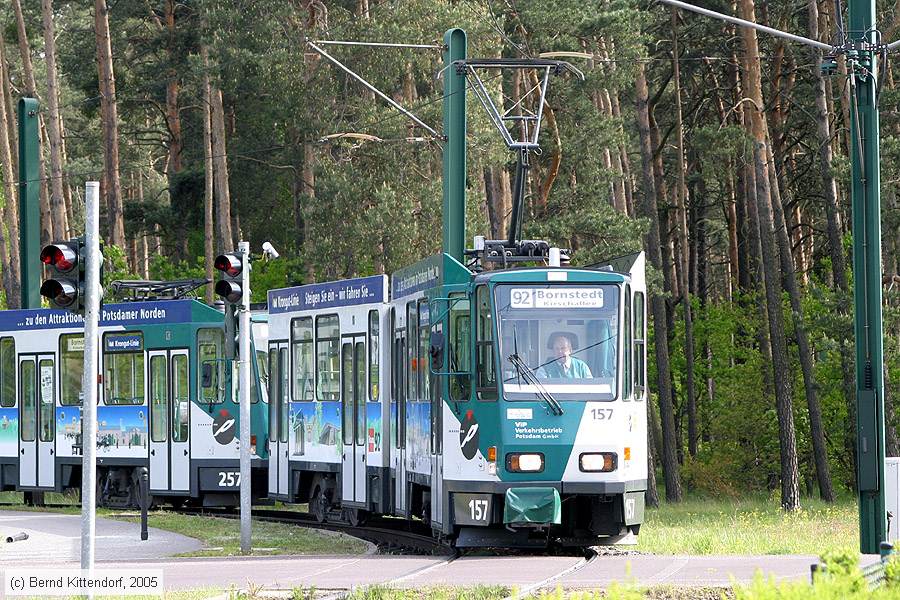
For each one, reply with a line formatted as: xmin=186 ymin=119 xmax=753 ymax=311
xmin=537 ymin=332 xmax=592 ymax=379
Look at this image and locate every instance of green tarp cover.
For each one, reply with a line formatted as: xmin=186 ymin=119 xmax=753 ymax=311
xmin=503 ymin=487 xmax=561 ymax=525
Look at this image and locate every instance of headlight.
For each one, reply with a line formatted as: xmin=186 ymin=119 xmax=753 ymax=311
xmin=506 ymin=453 xmax=544 ymax=473
xmin=579 ymin=452 xmax=617 ymax=472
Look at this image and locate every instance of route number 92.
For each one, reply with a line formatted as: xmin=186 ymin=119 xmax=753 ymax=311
xmin=218 ymin=471 xmax=241 ymax=487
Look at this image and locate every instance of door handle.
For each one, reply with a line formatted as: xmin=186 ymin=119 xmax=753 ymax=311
xmin=50 ymin=449 xmax=54 ymax=456
xmin=150 ymin=449 xmax=155 ymax=456
xmin=184 ymin=449 xmax=188 ymax=456
xmin=20 ymin=448 xmax=24 ymax=454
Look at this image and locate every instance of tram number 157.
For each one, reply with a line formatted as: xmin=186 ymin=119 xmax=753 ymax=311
xmin=454 ymin=493 xmax=492 ymax=526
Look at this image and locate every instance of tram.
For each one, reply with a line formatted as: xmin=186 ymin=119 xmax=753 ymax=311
xmin=0 ymin=289 xmax=269 ymax=508
xmin=266 ymin=249 xmax=647 ymax=547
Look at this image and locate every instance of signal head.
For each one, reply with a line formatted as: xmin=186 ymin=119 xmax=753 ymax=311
xmin=40 ymin=243 xmax=78 ymax=272
xmin=214 ymin=254 xmax=242 ymax=278
xmin=40 ymin=278 xmax=79 ymax=309
xmin=214 ymin=279 xmax=243 ymax=304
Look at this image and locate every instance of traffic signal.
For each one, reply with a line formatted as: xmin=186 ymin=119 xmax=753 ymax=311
xmin=213 ymin=253 xmax=244 ymax=305
xmin=40 ymin=238 xmax=84 ymax=312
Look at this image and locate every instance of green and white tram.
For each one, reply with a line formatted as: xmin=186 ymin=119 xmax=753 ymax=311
xmin=267 ymin=250 xmax=647 ymax=547
xmin=0 ymin=297 xmax=269 ymax=507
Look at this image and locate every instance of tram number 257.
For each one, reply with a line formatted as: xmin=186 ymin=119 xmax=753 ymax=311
xmin=454 ymin=493 xmax=493 ymax=526
xmin=218 ymin=471 xmax=241 ymax=487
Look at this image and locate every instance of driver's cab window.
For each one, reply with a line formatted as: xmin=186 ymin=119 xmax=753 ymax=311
xmin=495 ymin=284 xmax=619 ymax=401
xmin=198 ymin=328 xmax=226 ymax=404
xmin=475 ymin=285 xmax=498 ymax=400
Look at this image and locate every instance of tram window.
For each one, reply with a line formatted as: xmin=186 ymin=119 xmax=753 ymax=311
xmin=150 ymin=355 xmax=167 ymax=443
xmin=448 ymin=293 xmax=470 ymax=401
xmin=341 ymin=343 xmax=353 ymax=445
xmin=634 ymin=292 xmax=646 ymax=397
xmin=430 ymin=319 xmax=443 ymax=454
xmin=39 ymin=359 xmax=54 ymax=442
xmin=475 ymin=286 xmax=498 ymax=401
xmin=20 ymin=360 xmax=35 ymax=442
xmin=268 ymin=348 xmax=278 ymax=441
xmin=198 ymin=328 xmax=226 ymax=404
xmin=292 ymin=317 xmax=314 ymax=402
xmin=368 ymin=311 xmax=379 ymax=402
xmin=255 ymin=350 xmax=269 ymax=404
xmin=172 ymin=354 xmax=189 ymax=442
xmin=407 ymin=303 xmax=418 ymax=401
xmin=103 ymin=333 xmax=145 ymax=405
xmin=623 ymin=285 xmax=632 ymax=401
xmin=316 ymin=315 xmax=340 ymax=401
xmin=279 ymin=348 xmax=289 ymax=443
xmin=392 ymin=331 xmax=404 ymax=450
xmin=0 ymin=337 xmax=14 ymax=408
xmin=418 ymin=300 xmax=430 ymax=406
xmin=355 ymin=341 xmax=365 ymax=446
xmin=59 ymin=334 xmax=84 ymax=406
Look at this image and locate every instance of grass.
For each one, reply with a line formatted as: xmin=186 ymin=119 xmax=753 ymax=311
xmin=113 ymin=510 xmax=369 ymax=557
xmin=1 ymin=492 xmax=368 ymax=557
xmin=638 ymin=494 xmax=858 ymax=555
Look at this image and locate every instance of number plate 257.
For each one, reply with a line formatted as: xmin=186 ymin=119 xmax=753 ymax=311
xmin=453 ymin=493 xmax=493 ymax=526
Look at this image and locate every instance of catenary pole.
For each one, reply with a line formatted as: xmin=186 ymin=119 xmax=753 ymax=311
xmin=18 ymin=98 xmax=40 ymax=309
xmin=81 ymin=181 xmax=101 ymax=571
xmin=660 ymin=0 xmax=887 ymax=553
xmin=239 ymin=240 xmax=252 ymax=554
xmin=848 ymin=0 xmax=886 ymax=554
xmin=442 ymin=29 xmax=467 ymax=262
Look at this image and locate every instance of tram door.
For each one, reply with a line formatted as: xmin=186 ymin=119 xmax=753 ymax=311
xmin=341 ymin=336 xmax=366 ymax=504
xmin=149 ymin=349 xmax=191 ymax=492
xmin=267 ymin=342 xmax=290 ymax=498
xmin=392 ymin=329 xmax=407 ymax=516
xmin=18 ymin=354 xmax=54 ymax=489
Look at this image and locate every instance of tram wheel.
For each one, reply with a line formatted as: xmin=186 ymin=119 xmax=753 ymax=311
xmin=345 ymin=507 xmax=367 ymax=527
xmin=311 ymin=486 xmax=327 ymax=523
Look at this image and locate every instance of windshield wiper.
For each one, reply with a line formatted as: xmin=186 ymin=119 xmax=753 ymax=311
xmin=507 ymin=353 xmax=564 ymax=416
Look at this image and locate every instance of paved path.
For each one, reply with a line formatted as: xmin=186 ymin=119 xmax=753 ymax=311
xmin=0 ymin=510 xmax=203 ymax=563
xmin=0 ymin=512 xmax=871 ymax=593
xmin=14 ymin=553 xmax=829 ymax=592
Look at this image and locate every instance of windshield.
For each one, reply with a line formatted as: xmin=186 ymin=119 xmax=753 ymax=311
xmin=494 ymin=284 xmax=619 ymax=401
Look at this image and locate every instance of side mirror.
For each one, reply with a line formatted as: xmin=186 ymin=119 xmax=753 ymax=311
xmin=430 ymin=331 xmax=445 ymax=370
xmin=201 ymin=362 xmax=213 ymax=388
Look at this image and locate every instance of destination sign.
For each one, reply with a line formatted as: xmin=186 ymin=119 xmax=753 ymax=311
xmin=0 ymin=300 xmax=194 ymax=332
xmin=391 ymin=254 xmax=442 ymax=299
xmin=509 ymin=287 xmax=604 ymax=309
xmin=105 ymin=333 xmax=144 ymax=353
xmin=268 ymin=275 xmax=387 ymax=314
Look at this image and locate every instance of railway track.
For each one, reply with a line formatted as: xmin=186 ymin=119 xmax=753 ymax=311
xmin=174 ymin=506 xmax=453 ymax=555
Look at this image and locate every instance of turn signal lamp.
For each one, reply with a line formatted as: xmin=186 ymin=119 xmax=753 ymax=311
xmin=487 ymin=446 xmax=497 ymax=462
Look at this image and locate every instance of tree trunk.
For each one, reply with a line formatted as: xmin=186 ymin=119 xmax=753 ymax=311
xmin=636 ymin=64 xmax=682 ymax=502
xmin=671 ymin=10 xmax=697 ymax=458
xmin=767 ymin=145 xmax=835 ymax=502
xmin=94 ymin=0 xmax=126 ymax=248
xmin=42 ymin=0 xmax=67 ymax=240
xmin=210 ymin=86 xmax=234 ymax=252
xmin=0 ymin=28 xmax=21 ymax=307
xmin=202 ymin=43 xmax=215 ymax=304
xmin=13 ymin=0 xmax=53 ymax=244
xmin=739 ymin=0 xmax=800 ymax=511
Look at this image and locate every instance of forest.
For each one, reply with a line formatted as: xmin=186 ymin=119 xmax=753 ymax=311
xmin=2 ymin=0 xmax=900 ymax=511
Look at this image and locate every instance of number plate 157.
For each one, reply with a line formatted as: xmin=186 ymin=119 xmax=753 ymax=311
xmin=453 ymin=493 xmax=493 ymax=526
